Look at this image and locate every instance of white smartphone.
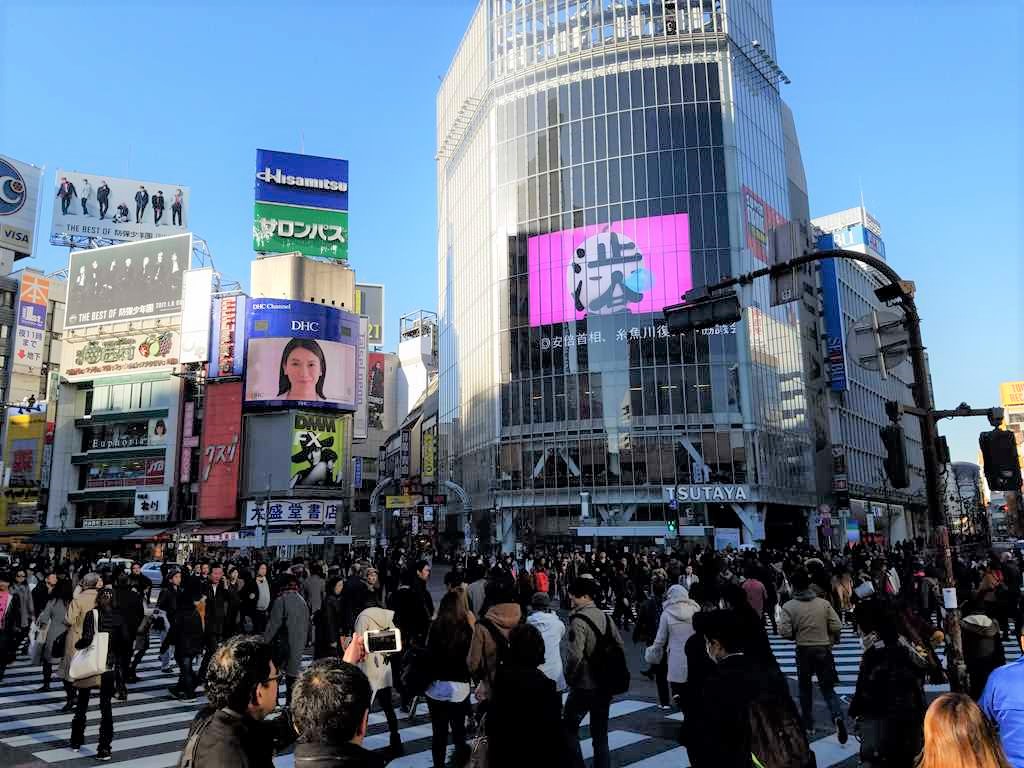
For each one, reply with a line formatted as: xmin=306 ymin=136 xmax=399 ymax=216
xmin=363 ymin=628 xmax=402 ymax=655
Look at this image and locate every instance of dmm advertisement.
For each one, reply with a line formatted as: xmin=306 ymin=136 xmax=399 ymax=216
xmin=198 ymin=381 xmax=243 ymax=520
xmin=63 ymin=329 xmax=180 ymax=382
xmin=253 ymin=201 xmax=348 ymax=260
xmin=0 ymin=154 xmax=44 ymax=257
xmin=527 ymin=213 xmax=692 ymax=327
xmin=367 ymin=352 xmax=386 ymax=430
xmin=209 ymin=295 xmax=246 ymax=379
xmin=354 ymin=283 xmax=384 ymax=346
xmin=245 ymin=300 xmax=357 ymax=410
xmin=52 ymin=170 xmax=190 ymax=245
xmin=255 ymin=149 xmax=349 ymax=212
xmin=291 ymin=412 xmax=344 ymax=489
xmin=64 ymin=233 xmax=191 ymax=329
xmin=12 ymin=272 xmax=50 ymax=377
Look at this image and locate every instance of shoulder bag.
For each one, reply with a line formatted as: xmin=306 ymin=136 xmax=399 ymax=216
xmin=69 ymin=610 xmax=109 ymax=681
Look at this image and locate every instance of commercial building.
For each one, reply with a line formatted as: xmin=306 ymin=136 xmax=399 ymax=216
xmin=811 ymin=207 xmax=926 ymax=545
xmin=438 ymin=0 xmax=822 ymax=550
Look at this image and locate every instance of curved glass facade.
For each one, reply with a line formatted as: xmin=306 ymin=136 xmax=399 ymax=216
xmin=439 ymin=0 xmax=815 ymax=547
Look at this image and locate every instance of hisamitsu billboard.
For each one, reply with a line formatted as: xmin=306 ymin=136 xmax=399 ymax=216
xmin=255 ymin=149 xmax=349 ymax=212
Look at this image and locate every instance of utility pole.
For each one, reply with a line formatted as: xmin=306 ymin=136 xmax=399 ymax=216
xmin=665 ymin=246 xmax=967 ymax=691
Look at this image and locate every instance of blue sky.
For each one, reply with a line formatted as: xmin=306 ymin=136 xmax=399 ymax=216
xmin=1 ymin=0 xmax=1019 ymax=463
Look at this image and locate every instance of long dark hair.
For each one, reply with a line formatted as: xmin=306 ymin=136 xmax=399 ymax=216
xmin=278 ymin=338 xmax=327 ymax=399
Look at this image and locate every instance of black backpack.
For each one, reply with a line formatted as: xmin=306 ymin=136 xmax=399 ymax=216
xmin=572 ymin=612 xmax=630 ymax=696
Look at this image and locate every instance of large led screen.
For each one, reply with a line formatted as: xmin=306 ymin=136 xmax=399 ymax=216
xmin=244 ymin=300 xmax=357 ymax=411
xmin=527 ymin=213 xmax=691 ymax=327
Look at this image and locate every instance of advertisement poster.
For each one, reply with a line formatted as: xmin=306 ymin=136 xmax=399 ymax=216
xmin=179 ymin=268 xmax=214 ymax=364
xmin=63 ymin=329 xmax=180 ymax=382
xmin=198 ymin=381 xmax=243 ymax=520
xmin=245 ymin=300 xmax=358 ymax=410
xmin=0 ymin=154 xmax=44 ymax=257
xmin=290 ymin=412 xmax=344 ymax=488
xmin=253 ymin=201 xmax=348 ymax=260
xmin=354 ymin=283 xmax=384 ymax=346
xmin=209 ymin=295 xmax=246 ymax=378
xmin=742 ymin=186 xmax=787 ymax=265
xmin=353 ymin=317 xmax=368 ymax=440
xmin=421 ymin=431 xmax=436 ymax=483
xmin=51 ymin=170 xmax=190 ymax=245
xmin=64 ymin=234 xmax=191 ymax=329
xmin=820 ymin=257 xmax=848 ymax=392
xmin=367 ymin=352 xmax=385 ymax=430
xmin=255 ymin=149 xmax=348 ymax=211
xmin=527 ymin=213 xmax=691 ymax=327
xmin=12 ymin=272 xmax=50 ymax=377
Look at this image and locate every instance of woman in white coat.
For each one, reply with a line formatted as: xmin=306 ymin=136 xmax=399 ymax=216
xmin=644 ymin=584 xmax=700 ymax=712
xmin=352 ymin=597 xmax=403 ymax=757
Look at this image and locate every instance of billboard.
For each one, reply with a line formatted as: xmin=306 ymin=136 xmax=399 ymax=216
xmin=180 ymin=268 xmax=214 ymax=364
xmin=820 ymin=257 xmax=849 ymax=392
xmin=354 ymin=317 xmax=368 ymax=440
xmin=12 ymin=272 xmax=50 ymax=378
xmin=743 ymin=186 xmax=787 ymax=264
xmin=253 ymin=149 xmax=349 ymax=260
xmin=253 ymin=202 xmax=348 ymax=260
xmin=63 ymin=329 xmax=181 ymax=382
xmin=527 ymin=214 xmax=691 ymax=327
xmin=198 ymin=381 xmax=243 ymax=520
xmin=64 ymin=233 xmax=191 ymax=329
xmin=354 ymin=283 xmax=384 ymax=346
xmin=1000 ymin=381 xmax=1024 ymax=408
xmin=51 ymin=170 xmax=190 ymax=245
xmin=0 ymin=154 xmax=44 ymax=257
xmin=367 ymin=352 xmax=386 ymax=430
xmin=244 ymin=300 xmax=358 ymax=410
xmin=134 ymin=489 xmax=169 ymax=521
xmin=245 ymin=498 xmax=342 ymax=528
xmin=291 ymin=412 xmax=344 ymax=488
xmin=209 ymin=295 xmax=246 ymax=378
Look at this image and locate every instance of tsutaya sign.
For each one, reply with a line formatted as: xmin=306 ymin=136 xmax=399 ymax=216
xmin=665 ymin=484 xmax=752 ymax=503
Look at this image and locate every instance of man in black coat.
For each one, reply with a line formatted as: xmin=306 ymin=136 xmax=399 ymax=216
xmin=97 ymin=181 xmax=110 ymax=219
xmin=0 ymin=572 xmax=22 ymax=681
xmin=134 ymin=186 xmax=149 ymax=223
xmin=198 ymin=565 xmax=239 ymax=681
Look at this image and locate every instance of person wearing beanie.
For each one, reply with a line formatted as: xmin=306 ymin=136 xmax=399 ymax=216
xmin=527 ymin=591 xmax=566 ymax=691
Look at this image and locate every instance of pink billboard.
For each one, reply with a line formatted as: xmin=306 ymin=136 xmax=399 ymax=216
xmin=527 ymin=213 xmax=692 ymax=327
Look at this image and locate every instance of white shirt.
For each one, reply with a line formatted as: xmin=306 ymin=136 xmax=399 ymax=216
xmin=426 ymin=680 xmax=471 ymax=703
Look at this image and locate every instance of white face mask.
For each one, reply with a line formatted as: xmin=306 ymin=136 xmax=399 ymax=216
xmin=706 ymin=641 xmax=718 ymax=663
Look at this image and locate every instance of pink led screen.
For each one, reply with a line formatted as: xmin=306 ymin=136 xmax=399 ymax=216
xmin=527 ymin=213 xmax=692 ymax=327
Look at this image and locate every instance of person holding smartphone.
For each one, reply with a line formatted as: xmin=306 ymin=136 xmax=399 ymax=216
xmin=353 ymin=596 xmax=403 ymax=758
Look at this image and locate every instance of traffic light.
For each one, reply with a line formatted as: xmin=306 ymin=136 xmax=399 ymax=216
xmin=667 ymin=519 xmax=678 ymax=537
xmin=880 ymin=424 xmax=910 ymax=488
xmin=979 ymin=429 xmax=1023 ymax=492
xmin=664 ymin=288 xmax=742 ymax=335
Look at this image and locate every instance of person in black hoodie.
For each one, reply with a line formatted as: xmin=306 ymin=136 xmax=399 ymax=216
xmin=170 ymin=588 xmax=207 ymax=702
xmin=114 ymin=574 xmax=144 ymax=689
xmin=198 ymin=565 xmax=239 ymax=682
xmin=70 ymin=588 xmax=130 ymax=760
xmin=487 ymin=623 xmax=567 ymax=768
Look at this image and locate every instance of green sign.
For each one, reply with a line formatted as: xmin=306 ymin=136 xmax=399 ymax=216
xmin=253 ymin=201 xmax=348 ymax=260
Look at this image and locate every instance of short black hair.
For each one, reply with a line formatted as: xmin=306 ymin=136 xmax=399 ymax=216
xmin=415 ymin=560 xmax=430 ymax=574
xmin=701 ymin=609 xmax=745 ymax=653
xmin=569 ymin=576 xmax=599 ymax=599
xmin=204 ymin=635 xmax=275 ymax=713
xmin=790 ymin=568 xmax=810 ymax=592
xmin=292 ymin=659 xmax=371 ymax=746
xmin=507 ymin=623 xmax=545 ymax=668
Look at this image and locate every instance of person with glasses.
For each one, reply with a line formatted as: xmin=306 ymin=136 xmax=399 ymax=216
xmin=11 ymin=569 xmax=34 ymax=655
xmin=177 ymin=635 xmax=293 ymax=768
xmin=0 ymin=571 xmax=23 ymax=680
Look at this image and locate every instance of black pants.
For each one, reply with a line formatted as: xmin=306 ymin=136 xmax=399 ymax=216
xmin=197 ymin=634 xmax=222 ymax=682
xmin=81 ymin=198 xmax=89 ymax=215
xmin=373 ymin=687 xmax=400 ymax=744
xmin=136 ymin=204 xmax=145 ymax=223
xmin=99 ymin=199 xmax=108 ymax=218
xmin=154 ymin=208 xmax=163 ymax=225
xmin=796 ymin=645 xmax=843 ymax=726
xmin=564 ymin=688 xmax=612 ymax=768
xmin=175 ymin=651 xmax=196 ymax=697
xmin=426 ymin=697 xmax=469 ymax=768
xmin=71 ymin=671 xmax=114 ymax=751
xmin=61 ymin=197 xmax=71 ymax=215
xmin=172 ymin=204 xmax=182 ymax=225
xmin=651 ymin=658 xmax=670 ymax=706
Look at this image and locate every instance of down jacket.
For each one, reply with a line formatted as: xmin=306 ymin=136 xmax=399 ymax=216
xmin=645 ymin=585 xmax=701 ymax=684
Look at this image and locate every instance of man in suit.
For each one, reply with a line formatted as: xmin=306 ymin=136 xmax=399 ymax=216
xmin=56 ymin=177 xmax=77 ymax=215
xmin=152 ymin=190 xmax=165 ymax=226
xmin=135 ymin=186 xmax=149 ymax=223
xmin=97 ymin=181 xmax=111 ymax=219
xmin=198 ymin=564 xmax=239 ymax=682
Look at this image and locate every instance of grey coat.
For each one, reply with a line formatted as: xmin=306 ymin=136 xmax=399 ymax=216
xmin=263 ymin=590 xmax=309 ymax=677
xmin=303 ymin=574 xmax=325 ymax=615
xmin=11 ymin=582 xmax=32 ymax=626
xmin=36 ymin=597 xmax=70 ymax=664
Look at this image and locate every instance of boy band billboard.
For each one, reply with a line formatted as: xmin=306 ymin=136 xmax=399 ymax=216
xmin=244 ymin=299 xmax=358 ymax=411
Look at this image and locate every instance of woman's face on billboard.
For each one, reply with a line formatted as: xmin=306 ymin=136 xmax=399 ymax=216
xmin=283 ymin=346 xmax=322 ymax=399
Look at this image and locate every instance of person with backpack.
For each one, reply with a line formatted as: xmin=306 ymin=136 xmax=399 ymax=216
xmin=467 ymin=580 xmax=522 ymax=702
xmin=263 ymin=572 xmax=310 ymax=707
xmin=563 ymin=575 xmax=629 ymax=768
xmin=685 ymin=609 xmax=812 ymax=768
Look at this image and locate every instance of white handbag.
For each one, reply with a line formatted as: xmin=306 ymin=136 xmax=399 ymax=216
xmin=69 ymin=610 xmax=109 ymax=681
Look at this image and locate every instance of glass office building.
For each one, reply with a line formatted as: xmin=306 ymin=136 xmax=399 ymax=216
xmin=438 ymin=0 xmax=817 ymax=549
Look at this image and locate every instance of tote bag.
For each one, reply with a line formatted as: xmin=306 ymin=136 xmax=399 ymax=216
xmin=69 ymin=610 xmax=109 ymax=681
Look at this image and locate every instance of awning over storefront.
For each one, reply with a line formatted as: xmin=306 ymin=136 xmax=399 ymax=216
xmin=122 ymin=526 xmax=173 ymax=542
xmin=196 ymin=524 xmax=238 ymax=543
xmin=28 ymin=527 xmax=139 ymax=546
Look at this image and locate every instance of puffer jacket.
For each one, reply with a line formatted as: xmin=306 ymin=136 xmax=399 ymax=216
xmin=779 ymin=590 xmax=841 ymax=647
xmin=645 ymin=585 xmax=700 ymax=684
xmin=527 ymin=609 xmax=567 ymax=690
xmin=467 ymin=602 xmax=522 ymax=695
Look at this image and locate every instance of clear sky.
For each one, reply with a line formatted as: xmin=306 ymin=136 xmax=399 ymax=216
xmin=1 ymin=0 xmax=1019 ymax=463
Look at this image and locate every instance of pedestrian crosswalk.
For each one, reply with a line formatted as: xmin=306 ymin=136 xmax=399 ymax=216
xmin=768 ymin=624 xmax=1023 ymax=695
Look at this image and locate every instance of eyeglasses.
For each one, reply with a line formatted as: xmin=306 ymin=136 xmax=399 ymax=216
xmin=263 ymin=672 xmax=285 ymax=686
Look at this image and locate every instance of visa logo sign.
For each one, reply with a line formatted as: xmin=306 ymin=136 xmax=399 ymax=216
xmin=2 ymin=227 xmax=30 ymax=244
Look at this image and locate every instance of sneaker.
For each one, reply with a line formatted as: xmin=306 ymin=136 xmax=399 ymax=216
xmin=834 ymin=716 xmax=848 ymax=745
xmin=168 ymin=687 xmax=183 ymax=700
xmin=657 ymin=704 xmax=672 ymax=711
xmin=69 ymin=742 xmax=83 ymax=751
xmin=35 ymin=684 xmax=51 ymax=692
xmin=182 ymin=694 xmax=198 ymax=703
xmin=95 ymin=748 xmax=112 ymax=761
xmin=60 ymin=703 xmax=76 ymax=714
xmin=160 ymin=666 xmax=174 ymax=674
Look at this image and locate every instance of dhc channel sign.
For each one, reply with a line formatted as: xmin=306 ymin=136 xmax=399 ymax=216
xmin=254 ymin=149 xmax=348 ymax=212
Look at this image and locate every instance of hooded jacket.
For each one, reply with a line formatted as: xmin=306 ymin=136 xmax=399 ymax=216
xmin=962 ymin=612 xmax=1006 ymax=699
xmin=467 ymin=602 xmax=522 ymax=694
xmin=352 ymin=606 xmax=397 ymax=695
xmin=779 ymin=590 xmax=841 ymax=647
xmin=645 ymin=585 xmax=701 ymax=684
xmin=526 ymin=609 xmax=567 ymax=690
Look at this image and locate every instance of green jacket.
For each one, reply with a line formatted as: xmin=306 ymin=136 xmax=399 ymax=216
xmin=779 ymin=590 xmax=841 ymax=647
xmin=565 ymin=601 xmax=623 ymax=690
